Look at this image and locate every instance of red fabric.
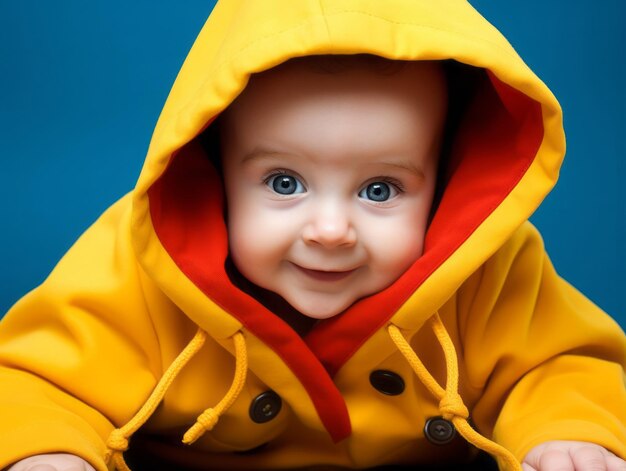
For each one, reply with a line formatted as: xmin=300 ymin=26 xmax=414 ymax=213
xmin=147 ymin=72 xmax=544 ymax=442
xmin=148 ymin=142 xmax=352 ymax=442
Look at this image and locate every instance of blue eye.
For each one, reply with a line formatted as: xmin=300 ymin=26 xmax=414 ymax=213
xmin=359 ymin=182 xmax=396 ymax=202
xmin=267 ymin=174 xmax=305 ymax=195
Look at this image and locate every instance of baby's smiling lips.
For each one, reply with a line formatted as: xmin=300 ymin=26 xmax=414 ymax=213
xmin=292 ymin=263 xmax=357 ymax=282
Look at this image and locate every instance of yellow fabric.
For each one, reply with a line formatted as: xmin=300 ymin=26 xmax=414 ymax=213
xmin=0 ymin=1 xmax=625 ymax=470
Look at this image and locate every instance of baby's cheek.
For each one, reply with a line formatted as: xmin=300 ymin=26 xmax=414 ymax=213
xmin=373 ymin=224 xmax=425 ymax=270
xmin=228 ymin=213 xmax=288 ymax=276
xmin=364 ymin=231 xmax=424 ymax=296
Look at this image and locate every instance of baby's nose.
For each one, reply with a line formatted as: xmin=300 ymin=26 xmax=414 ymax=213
xmin=302 ymin=205 xmax=356 ymax=248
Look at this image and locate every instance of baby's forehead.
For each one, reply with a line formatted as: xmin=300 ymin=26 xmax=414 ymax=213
xmin=218 ymin=55 xmax=447 ymax=175
xmin=223 ymin=55 xmax=447 ymax=125
xmin=246 ymin=54 xmax=444 ymax=90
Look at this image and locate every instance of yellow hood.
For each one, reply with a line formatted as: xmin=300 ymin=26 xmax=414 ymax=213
xmin=130 ymin=0 xmax=563 ymax=375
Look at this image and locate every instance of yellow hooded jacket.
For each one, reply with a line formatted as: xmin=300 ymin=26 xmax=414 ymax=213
xmin=1 ymin=1 xmax=625 ymax=470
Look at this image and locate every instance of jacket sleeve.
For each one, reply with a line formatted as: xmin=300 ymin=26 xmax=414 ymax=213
xmin=456 ymin=221 xmax=626 ymax=462
xmin=0 ymin=196 xmax=163 ymax=471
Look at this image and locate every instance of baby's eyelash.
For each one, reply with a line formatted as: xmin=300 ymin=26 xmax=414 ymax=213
xmin=262 ymin=169 xmax=294 ymax=188
xmin=262 ymin=169 xmax=287 ymax=184
xmin=374 ymin=177 xmax=405 ymax=193
xmin=262 ymin=169 xmax=308 ymax=196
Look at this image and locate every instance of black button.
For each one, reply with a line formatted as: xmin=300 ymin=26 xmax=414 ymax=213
xmin=424 ymin=416 xmax=456 ymax=445
xmin=369 ymin=370 xmax=405 ymax=396
xmin=249 ymin=391 xmax=282 ymax=423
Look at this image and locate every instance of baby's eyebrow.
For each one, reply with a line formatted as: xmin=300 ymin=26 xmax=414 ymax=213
xmin=376 ymin=160 xmax=425 ymax=179
xmin=240 ymin=147 xmax=426 ymax=180
xmin=240 ymin=147 xmax=293 ymax=164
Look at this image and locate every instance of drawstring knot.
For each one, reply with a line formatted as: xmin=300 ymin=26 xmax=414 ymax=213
xmin=104 ymin=428 xmax=131 ymax=471
xmin=183 ymin=331 xmax=248 ymax=445
xmin=439 ymin=393 xmax=469 ymax=421
xmin=104 ymin=328 xmax=209 ymax=470
xmin=106 ymin=428 xmax=129 ymax=452
xmin=195 ymin=408 xmax=220 ymax=430
xmin=183 ymin=408 xmax=219 ymax=443
xmin=103 ymin=329 xmax=248 ymax=468
xmin=388 ymin=315 xmax=522 ymax=471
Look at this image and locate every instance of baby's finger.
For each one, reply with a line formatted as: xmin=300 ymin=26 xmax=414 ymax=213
xmin=571 ymin=445 xmax=609 ymax=470
xmin=20 ymin=466 xmax=56 ymax=471
xmin=538 ymin=448 xmax=575 ymax=471
xmin=522 ymin=462 xmax=538 ymax=471
xmin=606 ymin=454 xmax=626 ymax=471
xmin=7 ymin=454 xmax=96 ymax=471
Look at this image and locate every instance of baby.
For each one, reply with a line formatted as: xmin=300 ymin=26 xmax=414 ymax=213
xmin=2 ymin=1 xmax=625 ymax=471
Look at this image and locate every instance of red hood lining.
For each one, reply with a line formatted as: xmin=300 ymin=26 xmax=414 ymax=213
xmin=146 ymin=70 xmax=543 ymax=442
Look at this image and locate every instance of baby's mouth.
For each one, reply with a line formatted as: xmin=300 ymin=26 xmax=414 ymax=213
xmin=292 ymin=264 xmax=357 ymax=282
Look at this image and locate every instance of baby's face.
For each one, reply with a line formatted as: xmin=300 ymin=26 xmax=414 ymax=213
xmin=221 ymin=59 xmax=447 ymax=319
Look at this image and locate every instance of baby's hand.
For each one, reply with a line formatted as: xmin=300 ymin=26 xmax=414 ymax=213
xmin=7 ymin=454 xmax=95 ymax=471
xmin=523 ymin=441 xmax=626 ymax=471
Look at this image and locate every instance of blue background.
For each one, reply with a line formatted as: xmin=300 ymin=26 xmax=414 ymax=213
xmin=1 ymin=2 xmax=624 ymax=325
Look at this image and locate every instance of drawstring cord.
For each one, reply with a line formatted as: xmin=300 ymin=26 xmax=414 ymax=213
xmin=104 ymin=329 xmax=247 ymax=470
xmin=183 ymin=331 xmax=248 ymax=444
xmin=103 ymin=316 xmax=517 ymax=468
xmin=104 ymin=328 xmax=208 ymax=470
xmin=388 ymin=314 xmax=522 ymax=471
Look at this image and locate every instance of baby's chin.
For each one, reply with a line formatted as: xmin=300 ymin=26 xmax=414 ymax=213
xmin=282 ymin=294 xmax=355 ymax=320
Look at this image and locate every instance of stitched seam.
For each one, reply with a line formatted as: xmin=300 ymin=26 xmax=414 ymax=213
xmin=321 ymin=9 xmax=518 ymax=58
xmin=317 ymin=0 xmax=332 ymax=44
